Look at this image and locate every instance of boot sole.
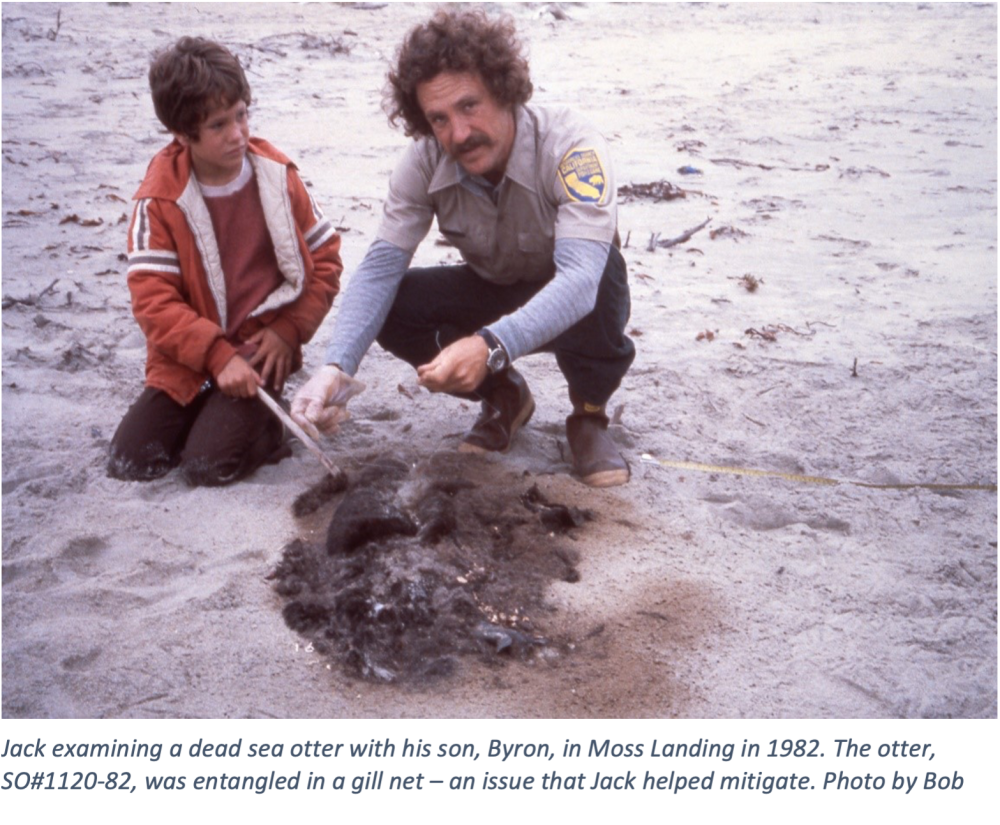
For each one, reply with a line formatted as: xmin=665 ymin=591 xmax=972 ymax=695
xmin=458 ymin=396 xmax=536 ymax=455
xmin=578 ymin=466 xmax=630 ymax=487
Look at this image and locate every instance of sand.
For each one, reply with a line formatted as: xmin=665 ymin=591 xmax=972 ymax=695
xmin=1 ymin=2 xmax=996 ymax=720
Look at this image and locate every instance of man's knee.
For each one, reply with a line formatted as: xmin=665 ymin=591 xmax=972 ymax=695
xmin=376 ymin=268 xmax=470 ymax=367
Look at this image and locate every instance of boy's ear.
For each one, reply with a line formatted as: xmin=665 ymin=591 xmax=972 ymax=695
xmin=172 ymin=131 xmax=191 ymax=148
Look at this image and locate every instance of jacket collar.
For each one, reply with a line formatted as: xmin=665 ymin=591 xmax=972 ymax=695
xmin=133 ymin=137 xmax=290 ymax=202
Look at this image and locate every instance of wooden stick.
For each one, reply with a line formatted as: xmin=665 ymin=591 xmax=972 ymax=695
xmin=257 ymin=389 xmax=345 ymax=482
xmin=657 ymin=217 xmax=713 ymax=249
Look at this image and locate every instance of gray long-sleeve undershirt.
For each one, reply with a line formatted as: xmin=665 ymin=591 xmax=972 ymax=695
xmin=324 ymin=237 xmax=610 ymax=376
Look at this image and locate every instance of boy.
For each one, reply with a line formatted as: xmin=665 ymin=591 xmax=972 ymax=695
xmin=108 ymin=37 xmax=342 ymax=486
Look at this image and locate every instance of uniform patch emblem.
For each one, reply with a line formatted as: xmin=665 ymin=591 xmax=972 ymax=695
xmin=558 ymin=148 xmax=607 ymax=203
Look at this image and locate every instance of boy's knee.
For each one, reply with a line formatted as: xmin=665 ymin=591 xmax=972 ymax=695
xmin=179 ymin=455 xmax=243 ymax=488
xmin=108 ymin=387 xmax=192 ymax=482
xmin=107 ymin=441 xmax=175 ymax=482
xmin=179 ymin=419 xmax=287 ymax=488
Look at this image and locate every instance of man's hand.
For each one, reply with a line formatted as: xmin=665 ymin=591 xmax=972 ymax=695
xmin=290 ymin=364 xmax=366 ymax=440
xmin=247 ymin=327 xmax=293 ymax=392
xmin=216 ymin=354 xmax=262 ymax=398
xmin=417 ymin=334 xmax=489 ymax=393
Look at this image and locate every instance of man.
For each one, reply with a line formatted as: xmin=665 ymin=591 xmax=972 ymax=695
xmin=292 ymin=9 xmax=634 ymax=487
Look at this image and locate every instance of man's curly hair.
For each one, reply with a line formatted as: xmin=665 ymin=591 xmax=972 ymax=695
xmin=384 ymin=8 xmax=533 ymax=138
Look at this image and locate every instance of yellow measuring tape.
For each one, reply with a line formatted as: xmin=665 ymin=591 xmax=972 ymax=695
xmin=639 ymin=455 xmax=997 ymax=492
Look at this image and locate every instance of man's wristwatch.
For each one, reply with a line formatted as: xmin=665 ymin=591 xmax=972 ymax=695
xmin=476 ymin=328 xmax=509 ymax=374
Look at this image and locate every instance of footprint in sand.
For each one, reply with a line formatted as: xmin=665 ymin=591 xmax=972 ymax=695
xmin=60 ymin=647 xmax=102 ymax=672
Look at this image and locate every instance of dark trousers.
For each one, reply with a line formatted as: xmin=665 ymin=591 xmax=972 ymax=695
xmin=107 ymin=385 xmax=285 ymax=487
xmin=375 ymin=246 xmax=635 ymax=406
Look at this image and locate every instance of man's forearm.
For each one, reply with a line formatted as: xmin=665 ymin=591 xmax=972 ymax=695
xmin=323 ymin=240 xmax=413 ymax=375
xmin=489 ymin=238 xmax=610 ymax=361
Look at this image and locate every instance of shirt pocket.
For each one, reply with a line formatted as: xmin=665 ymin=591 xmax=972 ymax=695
xmin=439 ymin=223 xmax=493 ymax=259
xmin=513 ymin=231 xmax=556 ymax=281
xmin=517 ymin=231 xmax=551 ymax=254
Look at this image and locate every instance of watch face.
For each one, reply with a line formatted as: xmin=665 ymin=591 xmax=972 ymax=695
xmin=487 ymin=347 xmax=508 ymax=372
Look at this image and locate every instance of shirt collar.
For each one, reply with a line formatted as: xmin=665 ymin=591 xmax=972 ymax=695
xmin=197 ymin=154 xmax=252 ymax=198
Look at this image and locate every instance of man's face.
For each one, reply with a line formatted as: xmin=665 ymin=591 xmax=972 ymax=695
xmin=416 ymin=71 xmax=516 ymax=185
xmin=177 ymin=99 xmax=249 ymax=186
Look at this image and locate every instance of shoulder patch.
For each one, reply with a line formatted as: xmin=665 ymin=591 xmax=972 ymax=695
xmin=558 ymin=148 xmax=607 ymax=204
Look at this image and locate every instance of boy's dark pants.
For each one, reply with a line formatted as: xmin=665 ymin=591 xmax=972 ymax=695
xmin=375 ymin=246 xmax=635 ymax=406
xmin=108 ymin=385 xmax=285 ymax=487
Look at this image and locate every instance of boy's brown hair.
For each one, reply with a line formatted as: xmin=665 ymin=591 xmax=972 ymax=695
xmin=149 ymin=37 xmax=251 ymax=141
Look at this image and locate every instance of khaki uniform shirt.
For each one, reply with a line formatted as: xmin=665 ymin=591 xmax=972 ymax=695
xmin=376 ymin=104 xmax=617 ymax=286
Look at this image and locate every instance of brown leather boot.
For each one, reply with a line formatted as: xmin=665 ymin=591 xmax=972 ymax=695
xmin=459 ymin=369 xmax=535 ymax=454
xmin=566 ymin=402 xmax=629 ymax=487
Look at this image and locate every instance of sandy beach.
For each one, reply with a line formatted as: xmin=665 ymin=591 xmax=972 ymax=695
xmin=1 ymin=2 xmax=996 ymax=719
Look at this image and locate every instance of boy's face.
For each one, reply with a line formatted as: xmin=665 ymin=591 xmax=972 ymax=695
xmin=176 ymin=99 xmax=249 ymax=186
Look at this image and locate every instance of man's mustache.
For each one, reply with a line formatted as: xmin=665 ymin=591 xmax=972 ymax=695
xmin=456 ymin=134 xmax=491 ymax=154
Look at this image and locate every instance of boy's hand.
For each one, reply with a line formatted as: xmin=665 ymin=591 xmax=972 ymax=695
xmin=216 ymin=355 xmax=262 ymax=398
xmin=248 ymin=327 xmax=293 ymax=392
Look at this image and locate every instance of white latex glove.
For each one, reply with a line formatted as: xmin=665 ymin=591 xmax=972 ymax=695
xmin=290 ymin=364 xmax=366 ymax=440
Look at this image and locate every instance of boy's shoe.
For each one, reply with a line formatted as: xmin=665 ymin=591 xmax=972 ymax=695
xmin=459 ymin=369 xmax=535 ymax=454
xmin=566 ymin=409 xmax=629 ymax=487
